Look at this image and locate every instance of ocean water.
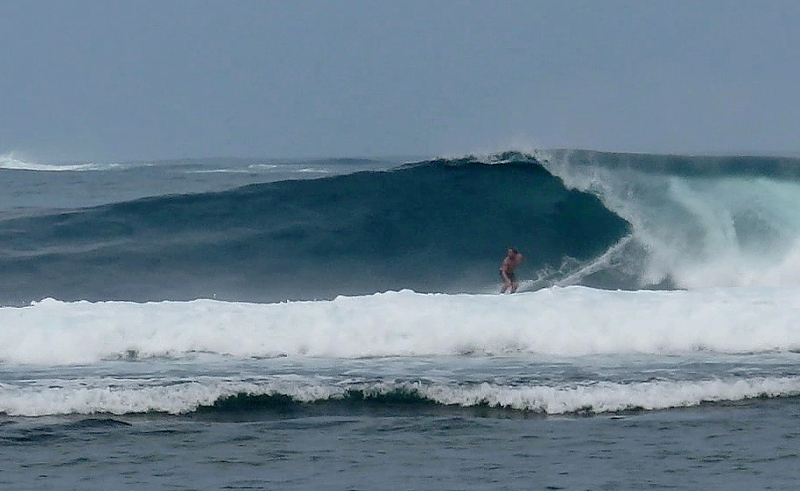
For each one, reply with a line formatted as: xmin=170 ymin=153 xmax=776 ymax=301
xmin=1 ymin=150 xmax=800 ymax=489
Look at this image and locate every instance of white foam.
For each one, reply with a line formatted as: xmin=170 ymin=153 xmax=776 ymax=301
xmin=543 ymin=152 xmax=800 ymax=289
xmin=2 ymin=287 xmax=800 ymax=366
xmin=423 ymin=376 xmax=800 ymax=414
xmin=1 ymin=374 xmax=797 ymax=417
xmin=0 ymin=153 xmax=116 ymax=172
xmin=0 ymin=374 xmax=351 ymax=416
xmin=0 ymin=378 xmax=253 ymax=416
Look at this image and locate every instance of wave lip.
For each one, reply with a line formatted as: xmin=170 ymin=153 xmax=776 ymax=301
xmin=7 ymin=149 xmax=800 ymax=303
xmin=544 ymin=149 xmax=800 ymax=290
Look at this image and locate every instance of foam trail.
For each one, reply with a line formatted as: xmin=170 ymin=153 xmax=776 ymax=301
xmin=518 ymin=235 xmax=634 ymax=292
xmin=3 ymin=287 xmax=800 ymax=365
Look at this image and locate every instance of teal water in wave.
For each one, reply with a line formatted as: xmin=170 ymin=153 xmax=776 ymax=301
xmin=2 ymin=150 xmax=800 ymax=489
xmin=0 ymin=154 xmax=628 ymax=304
xmin=6 ymin=150 xmax=800 ymax=306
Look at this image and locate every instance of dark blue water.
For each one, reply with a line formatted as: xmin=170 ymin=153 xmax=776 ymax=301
xmin=7 ymin=150 xmax=800 ymax=305
xmin=2 ymin=400 xmax=798 ymax=490
xmin=0 ymin=153 xmax=630 ymax=305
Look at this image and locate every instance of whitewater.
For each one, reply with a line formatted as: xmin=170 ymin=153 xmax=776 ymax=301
xmin=5 ymin=286 xmax=800 ymax=365
xmin=544 ymin=149 xmax=800 ymax=290
xmin=2 ymin=149 xmax=800 ymax=489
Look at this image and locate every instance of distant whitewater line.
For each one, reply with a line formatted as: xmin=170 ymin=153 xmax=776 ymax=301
xmin=3 ymin=287 xmax=800 ymax=366
xmin=0 ymin=152 xmax=408 ymax=173
xmin=0 ymin=153 xmax=114 ymax=172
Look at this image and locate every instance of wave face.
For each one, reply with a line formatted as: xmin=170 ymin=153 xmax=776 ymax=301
xmin=0 ymin=152 xmax=628 ymax=304
xmin=4 ymin=149 xmax=800 ymax=305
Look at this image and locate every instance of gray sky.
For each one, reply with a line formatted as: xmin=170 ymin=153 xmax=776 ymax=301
xmin=2 ymin=1 xmax=799 ymax=162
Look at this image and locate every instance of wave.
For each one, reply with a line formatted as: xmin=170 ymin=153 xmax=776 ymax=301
xmin=0 ymin=153 xmax=119 ymax=172
xmin=0 ymin=152 xmax=628 ymax=304
xmin=3 ymin=287 xmax=800 ymax=365
xmin=544 ymin=149 xmax=800 ymax=289
xmin=0 ymin=154 xmax=403 ymax=174
xmin=2 ymin=372 xmax=798 ymax=417
xmin=4 ymin=149 xmax=800 ymax=305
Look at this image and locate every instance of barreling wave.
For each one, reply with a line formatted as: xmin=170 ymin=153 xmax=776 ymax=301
xmin=544 ymin=149 xmax=800 ymax=289
xmin=3 ymin=148 xmax=800 ymax=305
xmin=0 ymin=151 xmax=629 ymax=304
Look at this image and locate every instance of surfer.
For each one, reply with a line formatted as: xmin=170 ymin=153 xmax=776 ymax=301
xmin=500 ymin=247 xmax=523 ymax=293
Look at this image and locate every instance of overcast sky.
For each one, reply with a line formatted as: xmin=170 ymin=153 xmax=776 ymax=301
xmin=2 ymin=1 xmax=799 ymax=162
